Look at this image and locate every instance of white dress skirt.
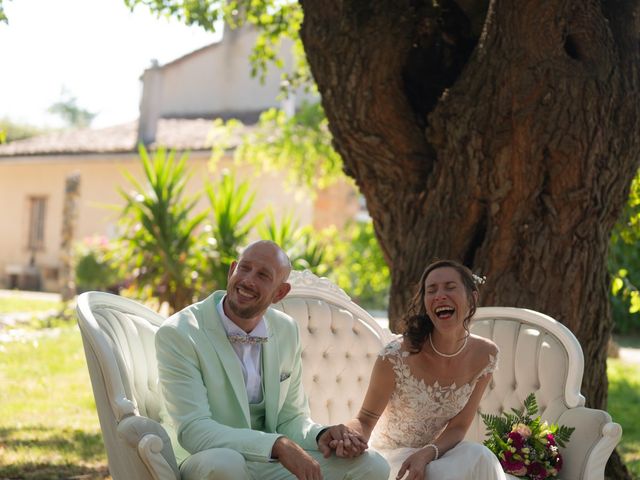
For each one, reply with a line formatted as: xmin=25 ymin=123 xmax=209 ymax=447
xmin=379 ymin=441 xmax=511 ymax=479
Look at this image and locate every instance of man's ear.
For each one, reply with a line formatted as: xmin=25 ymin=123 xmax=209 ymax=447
xmin=272 ymin=282 xmax=291 ymax=304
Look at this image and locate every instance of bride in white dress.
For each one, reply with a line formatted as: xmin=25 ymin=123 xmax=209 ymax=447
xmin=344 ymin=260 xmax=506 ymax=480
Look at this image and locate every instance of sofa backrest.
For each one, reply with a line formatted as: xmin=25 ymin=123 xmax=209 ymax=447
xmin=466 ymin=307 xmax=585 ymax=442
xmin=274 ymin=270 xmax=393 ymax=424
xmin=77 ymin=292 xmax=165 ymax=421
xmin=76 ymin=291 xmax=167 ymax=480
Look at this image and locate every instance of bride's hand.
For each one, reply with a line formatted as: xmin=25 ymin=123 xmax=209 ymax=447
xmin=395 ymin=446 xmax=436 ymax=480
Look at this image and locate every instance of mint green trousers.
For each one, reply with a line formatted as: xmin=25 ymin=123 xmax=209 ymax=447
xmin=179 ymin=447 xmax=390 ymax=480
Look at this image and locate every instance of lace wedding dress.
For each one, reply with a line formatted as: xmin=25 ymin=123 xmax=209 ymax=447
xmin=370 ymin=339 xmax=509 ymax=480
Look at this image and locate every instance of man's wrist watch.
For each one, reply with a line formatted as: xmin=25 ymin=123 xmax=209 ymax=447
xmin=316 ymin=427 xmax=330 ymax=443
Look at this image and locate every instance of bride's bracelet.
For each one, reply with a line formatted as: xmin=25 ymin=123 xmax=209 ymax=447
xmin=424 ymin=443 xmax=439 ymax=460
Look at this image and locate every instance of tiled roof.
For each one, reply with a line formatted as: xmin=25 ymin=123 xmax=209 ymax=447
xmin=0 ymin=118 xmax=247 ymax=157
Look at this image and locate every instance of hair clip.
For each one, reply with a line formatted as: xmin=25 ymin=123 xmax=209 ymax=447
xmin=472 ymin=273 xmax=486 ymax=285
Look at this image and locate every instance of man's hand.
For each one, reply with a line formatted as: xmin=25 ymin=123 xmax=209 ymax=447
xmin=272 ymin=436 xmax=322 ymax=480
xmin=318 ymin=424 xmax=368 ymax=458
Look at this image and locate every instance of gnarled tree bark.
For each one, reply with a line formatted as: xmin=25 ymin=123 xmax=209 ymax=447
xmin=300 ymin=1 xmax=639 ymax=477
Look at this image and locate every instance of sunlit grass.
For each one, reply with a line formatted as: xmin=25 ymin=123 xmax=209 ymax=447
xmin=0 ymin=296 xmax=61 ymax=314
xmin=0 ymin=325 xmax=110 ymax=479
xmin=608 ymin=357 xmax=640 ymax=479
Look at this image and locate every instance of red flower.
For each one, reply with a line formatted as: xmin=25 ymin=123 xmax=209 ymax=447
xmin=527 ymin=461 xmax=548 ymax=479
xmin=508 ymin=431 xmax=525 ymax=449
xmin=501 ymin=451 xmax=527 ymax=476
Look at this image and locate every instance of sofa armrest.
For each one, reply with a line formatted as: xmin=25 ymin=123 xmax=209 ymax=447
xmin=556 ymin=407 xmax=622 ymax=480
xmin=117 ymin=415 xmax=180 ymax=480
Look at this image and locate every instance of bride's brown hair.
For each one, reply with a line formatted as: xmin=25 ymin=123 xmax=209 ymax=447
xmin=402 ymin=259 xmax=481 ymax=353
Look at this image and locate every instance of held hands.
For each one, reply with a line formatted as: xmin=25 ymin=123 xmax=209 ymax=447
xmin=272 ymin=436 xmax=323 ymax=480
xmin=318 ymin=424 xmax=369 ymax=458
xmin=395 ymin=445 xmax=437 ymax=480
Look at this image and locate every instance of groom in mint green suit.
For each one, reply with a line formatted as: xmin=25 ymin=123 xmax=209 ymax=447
xmin=156 ymin=240 xmax=389 ymax=480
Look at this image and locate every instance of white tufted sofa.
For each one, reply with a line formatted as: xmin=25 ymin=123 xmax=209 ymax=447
xmin=77 ymin=270 xmax=621 ymax=480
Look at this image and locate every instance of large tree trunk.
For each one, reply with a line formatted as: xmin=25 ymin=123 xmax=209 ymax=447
xmin=300 ymin=0 xmax=639 ymax=477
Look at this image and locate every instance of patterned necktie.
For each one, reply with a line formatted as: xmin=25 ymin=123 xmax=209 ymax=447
xmin=227 ymin=333 xmax=268 ymax=345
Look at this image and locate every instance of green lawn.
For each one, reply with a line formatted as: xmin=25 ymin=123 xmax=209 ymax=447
xmin=0 ymin=297 xmax=61 ymax=315
xmin=608 ymin=357 xmax=640 ymax=479
xmin=0 ymin=325 xmax=109 ymax=479
xmin=0 ymin=321 xmax=638 ymax=479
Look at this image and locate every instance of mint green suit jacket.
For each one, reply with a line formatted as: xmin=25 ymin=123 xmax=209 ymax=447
xmin=156 ymin=291 xmax=325 ymax=464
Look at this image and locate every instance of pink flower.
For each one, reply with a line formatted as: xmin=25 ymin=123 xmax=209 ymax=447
xmin=513 ymin=423 xmax=532 ymax=439
xmin=501 ymin=451 xmax=527 ymax=476
xmin=546 ymin=433 xmax=557 ymax=446
xmin=508 ymin=465 xmax=528 ymax=476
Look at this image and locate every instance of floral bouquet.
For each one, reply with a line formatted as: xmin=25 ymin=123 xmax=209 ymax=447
xmin=481 ymin=393 xmax=575 ymax=479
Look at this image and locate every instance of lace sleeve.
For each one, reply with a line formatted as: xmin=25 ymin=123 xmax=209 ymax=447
xmin=473 ymin=348 xmax=499 ymax=383
xmin=378 ymin=339 xmax=403 ymax=359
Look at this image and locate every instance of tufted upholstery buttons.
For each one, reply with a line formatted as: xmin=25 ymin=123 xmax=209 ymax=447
xmin=274 ymin=291 xmax=391 ymax=425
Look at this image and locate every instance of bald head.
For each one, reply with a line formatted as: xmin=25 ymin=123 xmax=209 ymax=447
xmin=240 ymin=240 xmax=291 ymax=282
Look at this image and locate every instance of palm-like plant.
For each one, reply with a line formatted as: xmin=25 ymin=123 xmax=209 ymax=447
xmin=258 ymin=211 xmax=329 ymax=275
xmin=258 ymin=210 xmax=299 ymax=253
xmin=118 ymin=145 xmax=208 ymax=312
xmin=205 ymin=171 xmax=263 ymax=289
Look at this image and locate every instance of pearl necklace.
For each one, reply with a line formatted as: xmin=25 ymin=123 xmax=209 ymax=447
xmin=429 ymin=334 xmax=469 ymax=358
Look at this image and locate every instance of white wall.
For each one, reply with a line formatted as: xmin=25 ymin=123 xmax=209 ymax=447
xmin=140 ymin=26 xmax=316 ymax=127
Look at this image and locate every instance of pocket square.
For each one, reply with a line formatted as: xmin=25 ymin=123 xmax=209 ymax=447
xmin=280 ymin=372 xmax=291 ymax=382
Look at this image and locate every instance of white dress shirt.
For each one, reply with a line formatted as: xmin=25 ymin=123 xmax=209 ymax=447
xmin=217 ymin=296 xmax=265 ymax=403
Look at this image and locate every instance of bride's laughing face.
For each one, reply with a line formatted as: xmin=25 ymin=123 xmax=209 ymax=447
xmin=423 ymin=266 xmax=473 ymax=330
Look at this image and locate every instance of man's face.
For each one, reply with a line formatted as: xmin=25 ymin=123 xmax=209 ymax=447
xmin=225 ymin=243 xmax=291 ymax=323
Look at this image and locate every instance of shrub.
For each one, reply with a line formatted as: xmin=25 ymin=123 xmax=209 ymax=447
xmin=609 ymin=169 xmax=640 ymax=335
xmin=327 ymin=220 xmax=390 ymax=311
xmin=74 ymin=236 xmax=121 ymax=293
